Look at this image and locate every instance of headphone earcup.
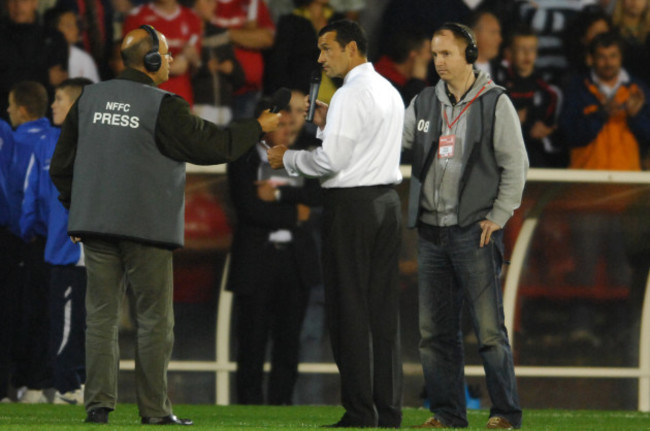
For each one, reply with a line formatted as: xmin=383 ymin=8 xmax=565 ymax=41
xmin=144 ymin=51 xmax=162 ymax=72
xmin=466 ymin=44 xmax=479 ymax=64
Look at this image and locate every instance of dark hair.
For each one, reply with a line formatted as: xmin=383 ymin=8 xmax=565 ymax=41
xmin=505 ymin=25 xmax=537 ymax=49
xmin=57 ymin=77 xmax=93 ymax=101
xmin=43 ymin=6 xmax=75 ymax=31
xmin=254 ymin=96 xmax=290 ymax=118
xmin=577 ymin=5 xmax=613 ymax=38
xmin=589 ymin=31 xmax=623 ymax=56
xmin=469 ymin=9 xmax=499 ymax=30
xmin=386 ymin=30 xmax=428 ymax=63
xmin=318 ymin=19 xmax=368 ymax=57
xmin=10 ymin=81 xmax=49 ymax=118
xmin=292 ymin=0 xmax=313 ymax=7
xmin=121 ymin=36 xmax=154 ymax=69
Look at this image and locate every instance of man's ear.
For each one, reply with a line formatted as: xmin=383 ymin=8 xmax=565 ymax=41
xmin=18 ymin=105 xmax=30 ymax=122
xmin=346 ymin=40 xmax=358 ymax=56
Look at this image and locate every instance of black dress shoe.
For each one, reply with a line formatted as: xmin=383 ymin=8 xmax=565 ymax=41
xmin=141 ymin=414 xmax=193 ymax=425
xmin=321 ymin=420 xmax=373 ymax=428
xmin=85 ymin=407 xmax=111 ymax=424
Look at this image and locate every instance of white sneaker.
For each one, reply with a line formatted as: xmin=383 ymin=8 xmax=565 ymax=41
xmin=53 ymin=388 xmax=84 ymax=405
xmin=19 ymin=389 xmax=47 ymax=404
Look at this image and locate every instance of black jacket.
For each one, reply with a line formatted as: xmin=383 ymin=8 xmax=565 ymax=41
xmin=226 ymin=146 xmax=322 ymax=294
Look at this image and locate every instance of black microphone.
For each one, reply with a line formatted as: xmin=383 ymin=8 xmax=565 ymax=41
xmin=306 ymin=69 xmax=322 ymax=123
xmin=270 ymin=87 xmax=292 ymax=113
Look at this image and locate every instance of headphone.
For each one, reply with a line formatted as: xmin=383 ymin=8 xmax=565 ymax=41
xmin=439 ymin=22 xmax=478 ymax=64
xmin=140 ymin=25 xmax=162 ymax=72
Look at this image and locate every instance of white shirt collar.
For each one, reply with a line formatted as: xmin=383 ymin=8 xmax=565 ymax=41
xmin=343 ymin=61 xmax=373 ymax=85
xmin=591 ymin=68 xmax=630 ymax=98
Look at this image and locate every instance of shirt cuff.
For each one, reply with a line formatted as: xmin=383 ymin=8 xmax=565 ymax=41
xmin=283 ymin=149 xmax=300 ymax=177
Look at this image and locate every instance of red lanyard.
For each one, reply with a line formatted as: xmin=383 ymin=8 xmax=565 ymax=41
xmin=443 ymin=84 xmax=488 ymax=130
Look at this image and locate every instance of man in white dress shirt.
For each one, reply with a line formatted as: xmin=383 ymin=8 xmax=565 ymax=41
xmin=268 ymin=19 xmax=404 ymax=428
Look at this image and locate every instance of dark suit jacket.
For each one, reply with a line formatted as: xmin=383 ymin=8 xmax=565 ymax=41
xmin=226 ymin=146 xmax=322 ymax=295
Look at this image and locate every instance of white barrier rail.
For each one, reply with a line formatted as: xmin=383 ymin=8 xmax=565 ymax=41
xmin=119 ymin=167 xmax=650 ymax=410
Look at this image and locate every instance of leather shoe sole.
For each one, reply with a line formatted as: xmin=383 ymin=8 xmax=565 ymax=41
xmin=141 ymin=414 xmax=193 ymax=425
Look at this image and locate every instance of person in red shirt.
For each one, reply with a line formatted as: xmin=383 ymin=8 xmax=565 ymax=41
xmin=123 ymin=0 xmax=202 ymax=105
xmin=374 ymin=29 xmax=431 ymax=106
xmin=213 ymin=0 xmax=275 ymax=118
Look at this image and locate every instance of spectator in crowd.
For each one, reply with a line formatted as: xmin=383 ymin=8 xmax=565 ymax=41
xmin=559 ymin=31 xmax=650 ymax=170
xmin=612 ymin=0 xmax=650 ymax=85
xmin=558 ymin=32 xmax=649 ymax=344
xmin=287 ymin=88 xmax=320 ymax=150
xmin=192 ymin=0 xmax=245 ymax=125
xmin=20 ymin=78 xmax=92 ymax=406
xmin=123 ymin=0 xmax=202 ymax=106
xmin=600 ymin=0 xmax=618 ymax=13
xmin=374 ymin=30 xmax=431 ymax=106
xmin=264 ymin=0 xmax=344 ymax=105
xmin=512 ymin=0 xmax=597 ymax=85
xmin=564 ymin=6 xmax=613 ymax=79
xmin=495 ymin=26 xmax=564 ymax=167
xmin=470 ymin=9 xmax=503 ymax=78
xmin=44 ymin=7 xmax=101 ymax=82
xmin=403 ymin=23 xmax=526 ymax=429
xmin=58 ymin=0 xmax=114 ymax=79
xmin=5 ymin=81 xmax=59 ymax=403
xmin=379 ymin=0 xmax=471 ymax=62
xmin=358 ymin=0 xmax=390 ymax=61
xmin=0 ymin=0 xmax=68 ymax=121
xmin=49 ymin=26 xmax=279 ymax=424
xmin=329 ymin=0 xmax=365 ymax=21
xmin=213 ymin=0 xmax=276 ymax=119
xmin=0 ymin=117 xmax=16 ymax=403
xmin=227 ymin=99 xmax=322 ymax=405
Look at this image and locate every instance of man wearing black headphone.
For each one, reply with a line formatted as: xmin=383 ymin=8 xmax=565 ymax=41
xmin=403 ymin=23 xmax=528 ymax=429
xmin=50 ymin=25 xmax=280 ymax=425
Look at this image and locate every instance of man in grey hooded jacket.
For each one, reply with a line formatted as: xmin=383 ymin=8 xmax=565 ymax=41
xmin=403 ymin=23 xmax=528 ymax=430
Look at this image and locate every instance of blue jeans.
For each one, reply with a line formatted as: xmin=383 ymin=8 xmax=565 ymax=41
xmin=417 ymin=223 xmax=521 ymax=428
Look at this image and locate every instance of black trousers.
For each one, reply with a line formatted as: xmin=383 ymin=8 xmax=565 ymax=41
xmin=0 ymin=229 xmax=22 ymax=398
xmin=234 ymin=243 xmax=309 ymax=405
xmin=49 ymin=265 xmax=86 ymax=393
xmin=321 ymin=186 xmax=403 ymax=427
xmin=13 ymin=237 xmax=51 ymax=390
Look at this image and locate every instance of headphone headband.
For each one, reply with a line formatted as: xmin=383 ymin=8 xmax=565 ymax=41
xmin=439 ymin=22 xmax=478 ymax=64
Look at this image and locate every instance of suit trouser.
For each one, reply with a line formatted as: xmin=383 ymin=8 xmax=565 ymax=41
xmin=234 ymin=244 xmax=309 ymax=405
xmin=83 ymin=237 xmax=174 ymax=418
xmin=322 ymin=186 xmax=403 ymax=427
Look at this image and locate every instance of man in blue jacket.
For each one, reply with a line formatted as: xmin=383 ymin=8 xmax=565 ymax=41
xmin=21 ymin=78 xmax=93 ymax=406
xmin=0 ymin=117 xmax=16 ymax=402
xmin=6 ymin=81 xmax=60 ymax=403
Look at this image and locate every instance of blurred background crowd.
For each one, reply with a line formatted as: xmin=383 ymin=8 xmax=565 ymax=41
xmin=1 ymin=0 xmax=650 ymax=411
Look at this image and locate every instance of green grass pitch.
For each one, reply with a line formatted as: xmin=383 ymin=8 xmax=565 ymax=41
xmin=1 ymin=404 xmax=650 ymax=430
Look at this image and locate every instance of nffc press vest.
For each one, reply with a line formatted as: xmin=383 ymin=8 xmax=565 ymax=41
xmin=69 ymin=80 xmax=186 ymax=249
